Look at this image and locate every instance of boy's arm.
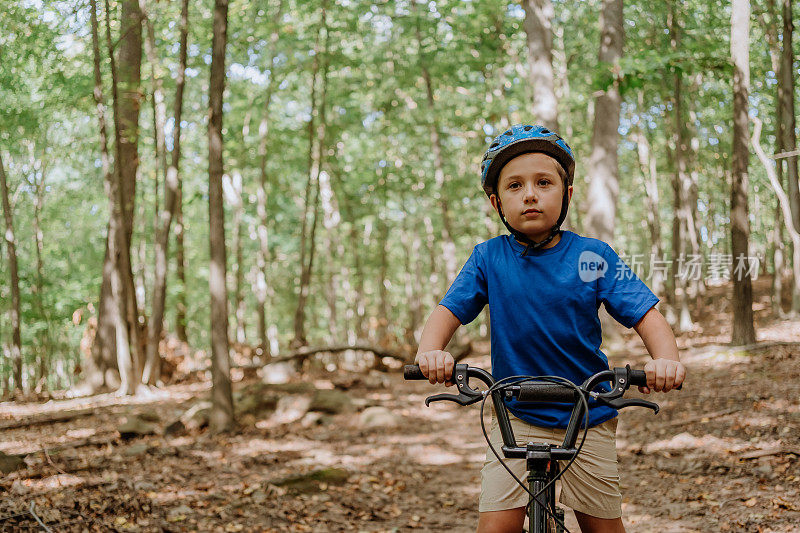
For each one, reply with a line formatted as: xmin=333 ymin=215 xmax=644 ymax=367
xmin=633 ymin=307 xmax=686 ymax=393
xmin=414 ymin=305 xmax=462 ymax=386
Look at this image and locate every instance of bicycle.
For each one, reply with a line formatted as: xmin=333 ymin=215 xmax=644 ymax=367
xmin=404 ymin=363 xmax=667 ymax=533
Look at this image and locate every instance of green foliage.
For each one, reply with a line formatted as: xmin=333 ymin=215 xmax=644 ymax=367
xmin=0 ymin=0 xmax=797 ymax=391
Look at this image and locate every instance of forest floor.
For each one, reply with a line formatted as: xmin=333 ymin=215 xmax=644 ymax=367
xmin=2 ymin=279 xmax=800 ymax=532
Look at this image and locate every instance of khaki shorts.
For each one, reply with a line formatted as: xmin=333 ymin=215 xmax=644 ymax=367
xmin=479 ymin=412 xmax=622 ymax=519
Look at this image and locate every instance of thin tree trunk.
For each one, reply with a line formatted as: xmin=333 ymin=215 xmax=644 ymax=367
xmin=752 ymin=119 xmax=800 ymax=320
xmin=175 ymin=178 xmax=188 ymax=342
xmin=553 ymin=24 xmax=572 ymax=141
xmin=140 ymin=0 xmax=167 ymax=191
xmin=255 ymin=0 xmax=284 ymax=360
xmin=230 ymin=171 xmax=246 ymax=343
xmin=582 ymin=0 xmax=623 ymax=346
xmin=0 ymin=153 xmax=22 ymax=394
xmin=422 ymin=214 xmax=439 ymax=292
xmin=669 ymin=7 xmax=693 ymax=333
xmin=521 ymin=0 xmax=559 ymax=130
xmin=318 ymin=164 xmax=342 ymax=344
xmin=730 ymin=0 xmax=756 ymax=345
xmin=293 ymin=2 xmax=329 ymax=348
xmin=634 ymin=91 xmax=664 ymax=298
xmin=330 ymin=162 xmax=366 ymax=343
xmin=142 ymin=0 xmax=189 ymax=384
xmin=583 ymin=0 xmax=623 ymax=243
xmin=773 ymin=198 xmax=786 ymax=315
xmin=88 ymin=0 xmax=124 ymax=393
xmin=377 ymin=175 xmax=390 ymax=346
xmin=757 ymin=0 xmax=788 ymax=316
xmin=208 ymin=0 xmax=234 ymax=433
xmin=779 ymin=0 xmax=800 ymax=312
xmin=28 ymin=142 xmax=52 ymax=391
xmin=686 ymin=77 xmax=707 ymax=303
xmin=102 ymin=0 xmax=140 ymax=395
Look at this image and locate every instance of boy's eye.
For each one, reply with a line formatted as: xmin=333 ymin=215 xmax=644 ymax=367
xmin=508 ymin=182 xmax=521 ymax=189
xmin=538 ymin=179 xmax=550 ymax=187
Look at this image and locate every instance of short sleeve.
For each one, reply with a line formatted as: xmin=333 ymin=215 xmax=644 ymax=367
xmin=597 ymin=244 xmax=659 ymax=328
xmin=439 ymin=247 xmax=488 ymax=325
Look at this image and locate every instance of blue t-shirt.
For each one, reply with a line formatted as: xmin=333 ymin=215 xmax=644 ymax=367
xmin=439 ymin=231 xmax=659 ymax=429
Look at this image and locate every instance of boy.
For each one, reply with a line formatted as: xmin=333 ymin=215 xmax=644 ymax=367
xmin=415 ymin=125 xmax=686 ymax=533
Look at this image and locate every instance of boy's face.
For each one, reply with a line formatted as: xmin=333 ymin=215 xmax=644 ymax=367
xmin=489 ymin=152 xmax=573 ymax=243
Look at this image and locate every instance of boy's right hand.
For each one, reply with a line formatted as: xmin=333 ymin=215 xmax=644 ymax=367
xmin=416 ymin=350 xmax=455 ymax=386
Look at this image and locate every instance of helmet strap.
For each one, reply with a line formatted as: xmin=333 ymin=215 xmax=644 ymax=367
xmin=496 ymin=204 xmax=561 ymax=256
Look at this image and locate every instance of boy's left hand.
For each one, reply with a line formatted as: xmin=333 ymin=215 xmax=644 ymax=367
xmin=639 ymin=358 xmax=686 ymax=393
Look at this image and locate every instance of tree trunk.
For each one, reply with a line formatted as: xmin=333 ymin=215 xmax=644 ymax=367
xmin=228 ymin=171 xmax=246 ymax=344
xmin=115 ymin=0 xmax=145 ymax=380
xmin=779 ymin=0 xmax=800 ymax=312
xmin=175 ymin=177 xmax=188 ymax=342
xmin=754 ymin=1 xmax=788 ymax=316
xmin=208 ymin=0 xmax=234 ymax=433
xmin=730 ymin=0 xmax=756 ymax=345
xmin=583 ymin=0 xmax=623 ymax=243
xmin=634 ymin=91 xmax=664 ymax=298
xmin=377 ymin=177 xmax=390 ymax=346
xmin=581 ymin=0 xmax=623 ymax=345
xmin=293 ymin=2 xmax=329 ymax=348
xmin=330 ymin=162 xmax=366 ymax=343
xmin=773 ymin=197 xmax=786 ymax=315
xmin=142 ymin=0 xmax=189 ymax=384
xmin=92 ymin=0 xmax=144 ymax=393
xmin=521 ymin=0 xmax=559 ymax=130
xmin=100 ymin=0 xmax=141 ymax=395
xmin=318 ymin=163 xmax=342 ymax=345
xmin=686 ymin=76 xmax=707 ymax=303
xmin=255 ymin=0 xmax=284 ymax=360
xmin=86 ymin=0 xmax=120 ymax=393
xmin=28 ymin=142 xmax=52 ymax=391
xmin=752 ymin=119 xmax=800 ymax=322
xmin=669 ymin=7 xmax=694 ymax=333
xmin=553 ymin=24 xmax=572 ymax=142
xmin=0 ymin=152 xmax=23 ymax=394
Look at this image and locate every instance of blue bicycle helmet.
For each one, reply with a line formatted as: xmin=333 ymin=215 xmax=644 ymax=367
xmin=480 ymin=124 xmax=575 ymax=255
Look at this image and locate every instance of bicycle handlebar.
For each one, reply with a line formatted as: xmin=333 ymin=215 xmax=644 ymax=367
xmin=403 ymin=363 xmax=673 ymax=453
xmin=403 ymin=365 xmax=428 ymax=381
xmin=405 ymin=364 xmax=653 ymax=391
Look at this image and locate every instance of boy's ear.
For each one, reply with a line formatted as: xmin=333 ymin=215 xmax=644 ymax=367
xmin=490 ymin=194 xmax=501 ymax=213
xmin=566 ymin=185 xmax=573 ymax=204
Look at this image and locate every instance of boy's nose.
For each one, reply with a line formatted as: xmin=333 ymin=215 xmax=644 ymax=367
xmin=523 ymin=184 xmax=538 ymax=201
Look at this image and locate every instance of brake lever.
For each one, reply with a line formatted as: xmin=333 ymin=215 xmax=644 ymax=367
xmin=424 ymin=364 xmax=484 ymax=407
xmin=598 ymin=397 xmax=660 ymax=415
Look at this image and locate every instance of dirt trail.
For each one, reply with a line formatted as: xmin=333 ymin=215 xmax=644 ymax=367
xmin=2 ymin=296 xmax=799 ymax=531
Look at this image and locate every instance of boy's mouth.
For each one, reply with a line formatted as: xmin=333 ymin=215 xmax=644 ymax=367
xmin=522 ymin=208 xmax=542 ymax=215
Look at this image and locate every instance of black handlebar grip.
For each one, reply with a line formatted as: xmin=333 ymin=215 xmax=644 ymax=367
xmin=517 ymin=382 xmax=577 ymax=403
xmin=404 ymin=365 xmax=427 ymax=380
xmin=627 ymin=369 xmax=682 ymax=390
xmin=628 ymin=369 xmax=648 ymax=387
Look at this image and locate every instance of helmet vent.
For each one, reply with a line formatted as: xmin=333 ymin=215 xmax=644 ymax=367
xmin=490 ymin=142 xmax=499 ymax=149
xmin=541 ymin=128 xmax=550 ymax=134
xmin=503 ymin=130 xmax=512 ymax=136
xmin=523 ymin=125 xmax=532 ymax=131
